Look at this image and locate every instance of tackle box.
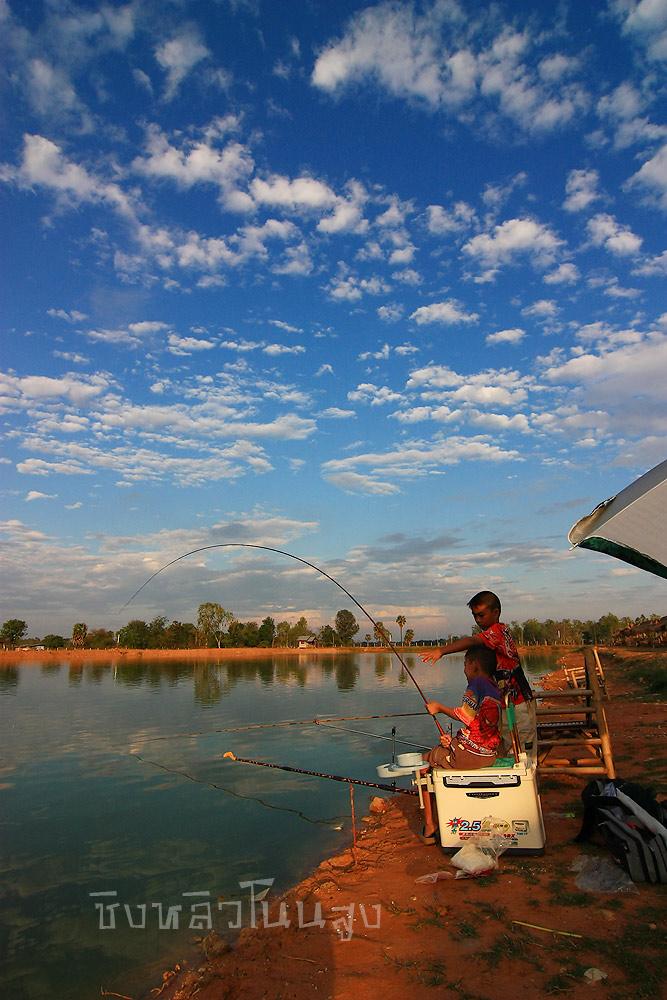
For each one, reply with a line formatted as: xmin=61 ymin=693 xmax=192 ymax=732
xmin=425 ymin=753 xmax=546 ymax=855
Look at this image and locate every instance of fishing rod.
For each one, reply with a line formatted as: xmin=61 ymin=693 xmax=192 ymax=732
xmin=121 ymin=542 xmax=445 ymax=737
xmin=223 ymin=751 xmax=418 ymax=795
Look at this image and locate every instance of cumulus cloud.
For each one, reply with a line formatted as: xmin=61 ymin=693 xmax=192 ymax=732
xmin=462 ymin=217 xmax=563 ymax=278
xmin=409 ymin=299 xmax=478 ymax=325
xmin=133 ymin=125 xmax=255 ymax=212
xmin=322 ymin=435 xmax=521 ymax=495
xmin=563 ymin=168 xmax=600 ymax=212
xmin=1 ymin=134 xmax=136 ymax=218
xmin=427 ymin=201 xmax=476 ymax=234
xmin=628 ymin=142 xmax=667 ymax=209
xmin=168 ymin=334 xmax=217 ymax=354
xmin=586 ymin=213 xmax=643 ymax=255
xmin=486 ymin=327 xmax=526 ymax=345
xmin=311 ymin=3 xmax=588 ymax=133
xmin=155 ymin=30 xmax=210 ymax=99
xmin=614 ymin=0 xmax=667 ymax=62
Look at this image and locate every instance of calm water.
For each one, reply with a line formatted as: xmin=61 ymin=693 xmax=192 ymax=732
xmin=0 ymin=650 xmax=556 ymax=1000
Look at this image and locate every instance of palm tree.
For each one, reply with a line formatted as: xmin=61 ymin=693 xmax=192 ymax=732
xmin=72 ymin=623 xmax=87 ymax=649
xmin=373 ymin=621 xmax=391 ymax=644
xmin=396 ymin=615 xmax=406 ymax=644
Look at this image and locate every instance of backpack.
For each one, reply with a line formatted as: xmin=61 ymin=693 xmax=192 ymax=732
xmin=574 ymin=777 xmax=667 ymax=883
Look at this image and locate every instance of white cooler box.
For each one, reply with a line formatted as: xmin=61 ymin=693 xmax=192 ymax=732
xmin=428 ymin=753 xmax=546 ymax=855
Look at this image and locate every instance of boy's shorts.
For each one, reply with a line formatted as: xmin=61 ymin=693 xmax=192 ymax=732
xmin=424 ymin=737 xmax=496 ymax=770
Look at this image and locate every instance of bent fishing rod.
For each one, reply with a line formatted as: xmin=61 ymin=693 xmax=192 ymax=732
xmin=223 ymin=751 xmax=417 ymax=795
xmin=121 ymin=542 xmax=445 ymax=737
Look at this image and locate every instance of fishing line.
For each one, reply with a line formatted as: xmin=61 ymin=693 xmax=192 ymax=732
xmin=121 ymin=542 xmax=445 ymax=736
xmin=125 ymin=750 xmax=349 ymax=827
xmin=118 ymin=711 xmax=426 ymax=746
xmin=314 ymin=721 xmax=430 ymax=751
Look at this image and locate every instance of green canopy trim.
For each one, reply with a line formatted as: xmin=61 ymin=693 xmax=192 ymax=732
xmin=579 ymin=536 xmax=667 ymax=581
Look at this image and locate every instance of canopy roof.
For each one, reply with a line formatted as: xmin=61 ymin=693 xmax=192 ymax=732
xmin=568 ymin=459 xmax=667 ymax=580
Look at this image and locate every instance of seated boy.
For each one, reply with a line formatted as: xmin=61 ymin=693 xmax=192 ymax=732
xmin=420 ymin=590 xmax=537 ymax=753
xmin=419 ymin=645 xmax=501 ymax=844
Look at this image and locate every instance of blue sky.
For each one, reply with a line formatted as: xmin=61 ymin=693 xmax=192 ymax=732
xmin=1 ymin=0 xmax=667 ymax=640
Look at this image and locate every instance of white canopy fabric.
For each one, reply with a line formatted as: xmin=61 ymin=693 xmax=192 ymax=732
xmin=568 ymin=459 xmax=667 ymax=581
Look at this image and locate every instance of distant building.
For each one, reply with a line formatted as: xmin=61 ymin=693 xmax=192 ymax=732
xmin=297 ymin=634 xmax=318 ymax=649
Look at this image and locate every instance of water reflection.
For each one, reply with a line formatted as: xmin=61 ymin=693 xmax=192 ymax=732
xmin=0 ymin=649 xmax=559 ymax=1000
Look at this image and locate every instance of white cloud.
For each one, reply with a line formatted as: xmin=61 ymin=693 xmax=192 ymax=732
xmin=348 ymin=383 xmax=402 ymax=405
xmin=392 ymin=268 xmax=422 ymax=285
xmin=168 ymin=334 xmax=217 ymax=354
xmin=155 ymin=30 xmax=210 ymax=99
xmin=251 ymin=173 xmax=336 ymax=210
xmin=0 ymin=372 xmax=108 ymax=407
xmin=628 ymin=142 xmax=667 ymax=208
xmin=322 ymin=435 xmax=521 ymax=495
xmin=486 ymin=327 xmax=526 ymax=345
xmin=47 ymin=308 xmax=88 ymax=323
xmin=1 ymin=134 xmax=135 ymax=218
xmin=462 ymin=218 xmax=563 ymax=275
xmin=320 ymin=407 xmax=356 ymax=418
xmin=427 ymin=201 xmax=476 ymax=234
xmin=410 ymin=299 xmax=478 ymax=325
xmin=262 ymin=344 xmax=305 ymax=356
xmin=563 ymin=168 xmax=600 ymax=212
xmin=26 ymin=491 xmax=58 ymax=501
xmin=311 ymin=5 xmax=587 ymax=133
xmin=614 ymin=0 xmax=667 ymax=62
xmin=543 ymin=262 xmax=579 ymax=284
xmin=586 ymin=213 xmax=643 ymax=255
xmin=269 ymin=320 xmax=303 ymax=333
xmin=522 ymin=299 xmax=558 ymax=318
xmin=133 ymin=125 xmax=255 ymax=212
xmin=311 ymin=2 xmax=465 ymax=106
xmin=377 ymin=302 xmax=404 ymax=322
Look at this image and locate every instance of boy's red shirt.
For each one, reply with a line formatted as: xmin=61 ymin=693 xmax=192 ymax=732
xmin=479 ymin=622 xmax=533 ymax=705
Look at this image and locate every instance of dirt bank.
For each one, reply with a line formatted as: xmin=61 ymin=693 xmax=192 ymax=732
xmin=0 ymin=643 xmax=560 ymax=664
xmin=137 ymin=648 xmax=666 ymax=1000
xmin=0 ymin=645 xmax=398 ymax=663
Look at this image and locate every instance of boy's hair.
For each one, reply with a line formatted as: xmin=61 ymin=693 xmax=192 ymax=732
xmin=467 ymin=590 xmax=501 ymax=614
xmin=466 ymin=645 xmax=497 ymax=677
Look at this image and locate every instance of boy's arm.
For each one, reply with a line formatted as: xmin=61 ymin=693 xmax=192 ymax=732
xmin=425 ymin=699 xmax=474 ymax=723
xmin=419 ymin=634 xmax=485 ymax=664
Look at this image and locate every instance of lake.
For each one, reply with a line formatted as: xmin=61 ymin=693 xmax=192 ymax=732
xmin=0 ymin=649 xmax=558 ymax=999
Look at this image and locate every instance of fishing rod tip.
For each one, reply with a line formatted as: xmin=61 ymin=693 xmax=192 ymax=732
xmin=223 ymin=751 xmax=236 ymax=760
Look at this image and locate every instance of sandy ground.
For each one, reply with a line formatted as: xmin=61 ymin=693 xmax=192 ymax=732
xmin=126 ymin=647 xmax=667 ymax=1000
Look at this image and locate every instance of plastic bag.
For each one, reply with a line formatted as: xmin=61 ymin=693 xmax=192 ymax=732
xmin=450 ymin=822 xmax=511 ymax=877
xmin=570 ymin=855 xmax=639 ymax=894
xmin=415 ymin=870 xmax=454 ymax=884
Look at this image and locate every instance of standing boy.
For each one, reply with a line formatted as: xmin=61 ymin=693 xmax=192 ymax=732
xmin=420 ymin=590 xmax=537 ymax=754
xmin=419 ymin=644 xmax=501 ymax=843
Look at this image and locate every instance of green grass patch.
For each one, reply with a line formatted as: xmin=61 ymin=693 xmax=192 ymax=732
xmin=602 ymin=652 xmax=667 ymax=698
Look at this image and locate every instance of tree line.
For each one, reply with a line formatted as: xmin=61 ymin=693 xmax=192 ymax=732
xmin=1 ymin=609 xmax=662 ymax=651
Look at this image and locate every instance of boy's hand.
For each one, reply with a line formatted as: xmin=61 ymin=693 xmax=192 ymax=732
xmin=419 ymin=648 xmax=442 ymax=664
xmin=439 ymin=734 xmax=452 ymax=749
xmin=425 ymin=700 xmax=441 ymax=716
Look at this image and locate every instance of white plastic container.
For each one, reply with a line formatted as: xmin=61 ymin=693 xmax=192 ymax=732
xmin=429 ymin=753 xmax=546 ymax=855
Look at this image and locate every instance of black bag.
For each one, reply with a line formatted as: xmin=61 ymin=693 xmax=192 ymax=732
xmin=574 ymin=777 xmax=667 ymax=883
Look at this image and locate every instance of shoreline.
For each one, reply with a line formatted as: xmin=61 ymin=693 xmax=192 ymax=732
xmin=133 ymin=647 xmax=667 ymax=1000
xmin=0 ymin=643 xmax=565 ymax=664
